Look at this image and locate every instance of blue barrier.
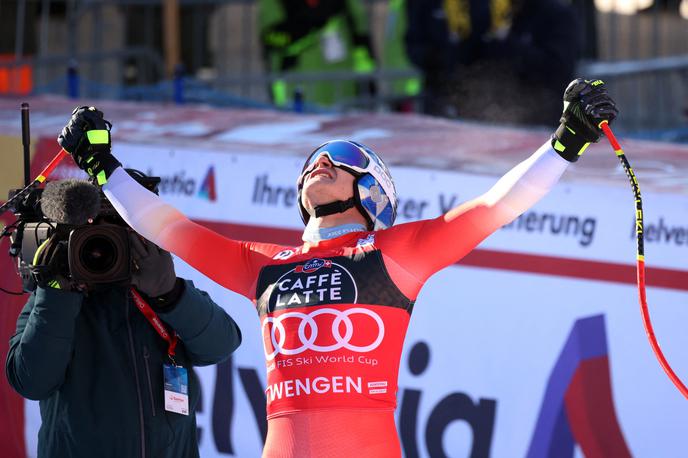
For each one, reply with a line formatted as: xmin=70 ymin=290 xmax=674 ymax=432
xmin=30 ymin=74 xmax=334 ymax=115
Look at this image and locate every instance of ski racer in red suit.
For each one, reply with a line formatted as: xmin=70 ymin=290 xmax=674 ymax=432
xmin=57 ymin=79 xmax=617 ymax=457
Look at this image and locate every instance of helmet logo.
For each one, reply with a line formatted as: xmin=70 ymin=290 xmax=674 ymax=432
xmin=372 ymin=164 xmax=394 ymax=191
xmin=369 ymin=185 xmax=384 ymax=203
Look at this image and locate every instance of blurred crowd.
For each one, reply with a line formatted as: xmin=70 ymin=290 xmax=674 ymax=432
xmin=2 ymin=0 xmax=686 ymax=129
xmin=258 ymin=0 xmax=594 ymax=127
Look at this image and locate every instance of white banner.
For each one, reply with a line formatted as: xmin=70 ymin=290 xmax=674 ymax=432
xmin=114 ymin=142 xmax=688 ymax=269
xmin=24 ymin=143 xmax=688 ymax=457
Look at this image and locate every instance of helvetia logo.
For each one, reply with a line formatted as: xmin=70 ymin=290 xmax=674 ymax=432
xmin=198 ymin=166 xmax=217 ymax=201
xmin=151 ymin=165 xmax=217 ymax=201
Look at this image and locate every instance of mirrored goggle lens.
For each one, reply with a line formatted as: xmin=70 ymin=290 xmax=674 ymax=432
xmin=303 ymin=142 xmax=370 ymax=173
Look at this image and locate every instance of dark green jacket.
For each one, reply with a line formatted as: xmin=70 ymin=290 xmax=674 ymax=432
xmin=5 ymin=280 xmax=242 ymax=458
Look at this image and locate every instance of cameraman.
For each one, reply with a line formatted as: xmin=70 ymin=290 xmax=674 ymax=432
xmin=5 ymin=205 xmax=242 ymax=457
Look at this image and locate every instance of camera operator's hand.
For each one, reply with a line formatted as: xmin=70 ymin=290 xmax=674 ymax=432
xmin=58 ymin=106 xmax=121 ymax=185
xmin=551 ymin=78 xmax=619 ymax=162
xmin=31 ymin=235 xmax=73 ymax=290
xmin=130 ymin=233 xmax=183 ymax=308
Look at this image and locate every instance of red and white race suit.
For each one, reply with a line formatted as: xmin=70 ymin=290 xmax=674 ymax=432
xmin=104 ymin=141 xmax=568 ymax=457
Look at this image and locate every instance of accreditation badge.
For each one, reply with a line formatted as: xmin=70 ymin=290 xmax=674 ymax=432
xmin=163 ymin=363 xmax=189 ymax=415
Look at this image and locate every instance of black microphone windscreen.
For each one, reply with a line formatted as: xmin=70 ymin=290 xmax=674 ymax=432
xmin=41 ymin=179 xmax=101 ymax=225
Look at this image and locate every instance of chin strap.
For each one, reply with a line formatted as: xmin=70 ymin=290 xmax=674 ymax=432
xmin=313 ymin=197 xmax=356 ymax=218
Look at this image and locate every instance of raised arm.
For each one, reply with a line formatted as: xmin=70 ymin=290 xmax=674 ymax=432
xmin=57 ymin=107 xmax=280 ymax=299
xmin=378 ymin=79 xmax=618 ymax=285
xmin=106 ymin=167 xmax=275 ymax=298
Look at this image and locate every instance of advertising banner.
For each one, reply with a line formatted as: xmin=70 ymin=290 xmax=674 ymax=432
xmin=18 ymin=141 xmax=687 ymax=457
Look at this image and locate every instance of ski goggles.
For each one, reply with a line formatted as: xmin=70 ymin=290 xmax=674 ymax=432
xmin=300 ymin=142 xmax=371 ymax=178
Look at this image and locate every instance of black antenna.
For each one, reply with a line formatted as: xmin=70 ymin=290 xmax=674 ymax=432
xmin=21 ymin=102 xmax=30 ymax=187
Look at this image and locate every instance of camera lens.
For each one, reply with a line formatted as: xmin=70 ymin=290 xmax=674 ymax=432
xmin=69 ymin=224 xmax=131 ymax=284
xmin=79 ymin=235 xmax=118 ymax=274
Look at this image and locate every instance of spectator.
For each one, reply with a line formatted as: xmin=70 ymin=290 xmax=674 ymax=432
xmin=451 ymin=0 xmax=582 ymax=126
xmin=259 ymin=0 xmax=377 ymax=108
xmin=406 ymin=0 xmax=581 ymax=126
xmin=405 ymin=0 xmax=512 ymax=116
xmin=380 ymin=0 xmax=422 ymax=112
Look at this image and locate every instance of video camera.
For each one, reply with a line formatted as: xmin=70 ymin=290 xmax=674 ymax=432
xmin=5 ymin=170 xmax=160 ymax=292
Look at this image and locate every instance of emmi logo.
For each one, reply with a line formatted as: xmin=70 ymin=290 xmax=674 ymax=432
xmin=151 ymin=166 xmax=217 ymax=201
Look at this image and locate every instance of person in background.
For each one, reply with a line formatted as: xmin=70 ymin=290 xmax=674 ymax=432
xmin=5 ymin=180 xmax=242 ymax=458
xmin=259 ymin=0 xmax=377 ymax=109
xmin=380 ymin=0 xmax=422 ymax=112
xmin=406 ymin=0 xmax=581 ymax=126
xmin=405 ymin=0 xmax=513 ymax=116
xmin=448 ymin=0 xmax=582 ymax=126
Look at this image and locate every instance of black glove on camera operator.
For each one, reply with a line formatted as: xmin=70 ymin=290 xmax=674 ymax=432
xmin=31 ymin=234 xmax=72 ymax=290
xmin=130 ymin=232 xmax=186 ymax=309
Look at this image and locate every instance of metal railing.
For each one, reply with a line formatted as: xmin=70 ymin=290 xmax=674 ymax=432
xmin=580 ymin=55 xmax=688 ymax=136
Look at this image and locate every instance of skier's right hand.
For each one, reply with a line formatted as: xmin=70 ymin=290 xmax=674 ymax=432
xmin=58 ymin=106 xmax=121 ymax=185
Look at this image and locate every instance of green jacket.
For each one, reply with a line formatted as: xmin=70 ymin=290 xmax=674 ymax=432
xmin=382 ymin=0 xmax=421 ymax=98
xmin=6 ymin=280 xmax=241 ymax=458
xmin=260 ymin=0 xmax=376 ymax=107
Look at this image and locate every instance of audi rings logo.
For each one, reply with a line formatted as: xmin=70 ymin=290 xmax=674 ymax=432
xmin=262 ymin=308 xmax=385 ymax=360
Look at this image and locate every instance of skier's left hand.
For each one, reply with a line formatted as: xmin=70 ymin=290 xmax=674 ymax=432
xmin=551 ymin=78 xmax=618 ymax=162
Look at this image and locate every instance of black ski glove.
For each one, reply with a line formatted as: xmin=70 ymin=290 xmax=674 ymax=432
xmin=552 ymin=78 xmax=619 ymax=162
xmin=58 ymin=106 xmax=121 ymax=185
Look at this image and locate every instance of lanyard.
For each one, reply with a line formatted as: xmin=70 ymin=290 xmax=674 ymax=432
xmin=130 ymin=287 xmax=178 ymax=360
